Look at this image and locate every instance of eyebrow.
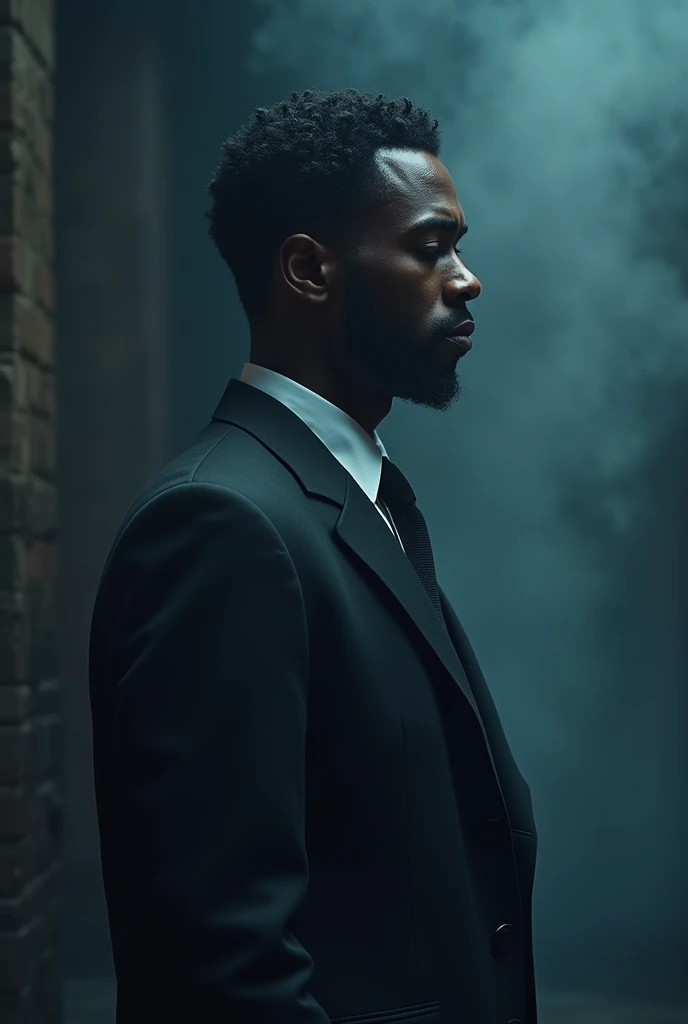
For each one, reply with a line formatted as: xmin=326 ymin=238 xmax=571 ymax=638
xmin=405 ymin=215 xmax=468 ymax=238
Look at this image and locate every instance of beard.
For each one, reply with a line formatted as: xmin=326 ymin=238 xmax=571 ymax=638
xmin=331 ymin=266 xmax=465 ymax=414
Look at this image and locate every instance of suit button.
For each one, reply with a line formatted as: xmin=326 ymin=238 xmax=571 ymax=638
xmin=477 ymin=816 xmax=502 ymax=841
xmin=490 ymin=922 xmax=517 ymax=958
xmin=507 ymin=1019 xmax=523 ymax=1023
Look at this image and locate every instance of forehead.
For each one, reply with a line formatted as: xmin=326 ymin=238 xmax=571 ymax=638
xmin=369 ymin=148 xmax=464 ymax=232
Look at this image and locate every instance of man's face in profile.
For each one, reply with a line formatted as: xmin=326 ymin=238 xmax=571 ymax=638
xmin=333 ymin=148 xmax=482 ymax=414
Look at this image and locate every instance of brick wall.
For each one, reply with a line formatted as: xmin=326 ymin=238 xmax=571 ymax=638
xmin=0 ymin=1 xmax=60 ymax=1022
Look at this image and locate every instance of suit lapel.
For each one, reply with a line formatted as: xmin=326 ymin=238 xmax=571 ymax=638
xmin=335 ymin=468 xmax=481 ymax=718
xmin=212 ymin=378 xmax=504 ymax=791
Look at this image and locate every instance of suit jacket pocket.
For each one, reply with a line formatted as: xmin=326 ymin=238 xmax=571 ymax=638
xmin=330 ymin=998 xmax=441 ymax=1024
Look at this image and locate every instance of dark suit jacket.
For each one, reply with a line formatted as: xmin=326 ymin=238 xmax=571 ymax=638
xmin=89 ymin=377 xmax=538 ymax=1024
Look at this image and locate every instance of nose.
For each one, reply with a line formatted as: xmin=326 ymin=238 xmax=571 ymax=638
xmin=443 ymin=266 xmax=481 ymax=304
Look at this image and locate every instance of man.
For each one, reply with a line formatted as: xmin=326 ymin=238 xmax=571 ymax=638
xmin=89 ymin=88 xmax=538 ymax=1024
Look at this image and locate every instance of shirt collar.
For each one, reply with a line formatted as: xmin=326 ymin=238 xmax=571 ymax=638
xmin=239 ymin=362 xmax=388 ymax=502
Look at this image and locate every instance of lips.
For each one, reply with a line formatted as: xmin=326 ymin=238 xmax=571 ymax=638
xmin=444 ymin=318 xmax=475 ymax=354
xmin=446 ymin=334 xmax=472 ymax=353
xmin=446 ymin=318 xmax=475 ymax=338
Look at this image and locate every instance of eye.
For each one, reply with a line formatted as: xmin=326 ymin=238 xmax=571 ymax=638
xmin=417 ymin=244 xmax=464 ymax=261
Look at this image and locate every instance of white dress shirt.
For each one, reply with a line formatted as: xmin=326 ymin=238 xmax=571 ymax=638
xmin=239 ymin=362 xmax=405 ymax=552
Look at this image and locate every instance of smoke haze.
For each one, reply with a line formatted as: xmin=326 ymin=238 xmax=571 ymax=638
xmin=246 ymin=0 xmax=688 ymax=1001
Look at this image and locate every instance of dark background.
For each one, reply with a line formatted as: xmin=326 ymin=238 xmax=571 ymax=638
xmin=54 ymin=0 xmax=688 ymax=1018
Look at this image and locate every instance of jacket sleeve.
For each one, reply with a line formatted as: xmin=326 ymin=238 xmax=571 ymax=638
xmin=91 ymin=480 xmax=331 ymax=1023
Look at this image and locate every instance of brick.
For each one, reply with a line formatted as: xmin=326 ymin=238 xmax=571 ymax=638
xmin=22 ymin=186 xmax=52 ymax=258
xmin=0 ymin=25 xmax=53 ymax=115
xmin=0 ymin=234 xmax=29 ymax=291
xmin=0 ymin=129 xmax=21 ymax=173
xmin=30 ymin=713 xmax=59 ymax=779
xmin=0 ymin=685 xmax=31 ymax=723
xmin=16 ymin=298 xmax=51 ymax=364
xmin=0 ymin=290 xmax=17 ymax=348
xmin=0 ymin=534 xmax=25 ymax=589
xmin=0 ymin=586 xmax=23 ymax=612
xmin=0 ymin=604 xmax=28 ymax=683
xmin=0 ymin=409 xmax=30 ymax=475
xmin=21 ymin=356 xmax=35 ymax=405
xmin=0 ymin=837 xmax=30 ymax=897
xmin=0 ymin=864 xmax=57 ymax=935
xmin=0 ymin=234 xmax=54 ymax=311
xmin=19 ymin=182 xmax=50 ymax=261
xmin=0 ymin=870 xmax=32 ymax=929
xmin=0 ymin=416 xmax=29 ymax=473
xmin=0 ymin=127 xmax=50 ymax=206
xmin=24 ymin=477 xmax=55 ymax=537
xmin=0 ymin=916 xmax=39 ymax=989
xmin=24 ymin=540 xmax=52 ymax=583
xmin=0 ymin=111 xmax=51 ymax=189
xmin=0 ymin=176 xmax=52 ymax=258
xmin=0 ymin=353 xmax=28 ymax=408
xmin=0 ymin=473 xmax=26 ymax=529
xmin=1 ymin=131 xmax=52 ymax=222
xmin=31 ymin=160 xmax=49 ymax=217
xmin=28 ymin=414 xmax=51 ymax=474
xmin=0 ymin=294 xmax=53 ymax=363
xmin=0 ymin=719 xmax=31 ymax=782
xmin=0 ymin=174 xmax=20 ymax=235
xmin=0 ymin=783 xmax=33 ymax=839
xmin=26 ymin=361 xmax=51 ymax=415
xmin=0 ymin=473 xmax=53 ymax=540
xmin=0 ymin=534 xmax=25 ymax=587
xmin=30 ymin=249 xmax=50 ymax=311
xmin=0 ymin=0 xmax=54 ymax=72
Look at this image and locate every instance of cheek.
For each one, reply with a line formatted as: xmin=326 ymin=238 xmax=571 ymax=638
xmin=380 ymin=268 xmax=429 ymax=310
xmin=351 ymin=255 xmax=434 ymax=325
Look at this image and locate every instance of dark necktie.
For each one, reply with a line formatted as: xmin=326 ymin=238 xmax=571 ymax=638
xmin=377 ymin=456 xmax=449 ymax=634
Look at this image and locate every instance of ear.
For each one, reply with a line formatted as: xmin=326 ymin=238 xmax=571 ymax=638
xmin=279 ymin=234 xmax=334 ymax=306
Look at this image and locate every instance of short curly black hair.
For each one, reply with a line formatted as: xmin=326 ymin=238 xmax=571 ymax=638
xmin=206 ymin=87 xmax=442 ymax=320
